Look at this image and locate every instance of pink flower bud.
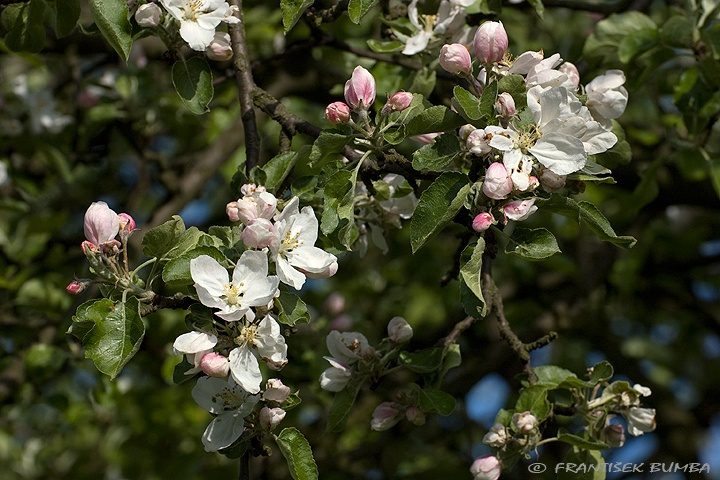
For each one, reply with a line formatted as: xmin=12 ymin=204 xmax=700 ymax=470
xmin=472 ymin=212 xmax=494 ymax=232
xmin=602 ymin=424 xmax=626 ymax=448
xmin=66 ymin=279 xmax=91 ymax=295
xmin=241 ymin=218 xmax=276 ymax=249
xmin=326 ymin=102 xmax=351 ymax=124
xmin=81 ymin=240 xmax=98 ymax=254
xmin=412 ymin=132 xmax=440 ymax=144
xmin=387 ymin=316 xmax=413 ymax=343
xmin=135 ymin=3 xmax=162 ymax=28
xmin=512 ymin=411 xmax=538 ymax=434
xmin=240 ymin=183 xmax=265 ymax=196
xmin=226 ymin=201 xmax=241 ymax=222
xmin=206 ymin=32 xmax=233 ymax=61
xmin=470 ymin=455 xmax=502 ymax=480
xmin=459 ymin=124 xmax=475 ymax=141
xmin=200 ymin=352 xmax=230 ymax=378
xmin=263 ymin=378 xmax=291 ymax=403
xmin=482 ymin=162 xmax=513 ymax=200
xmin=370 ymin=402 xmax=403 ymax=431
xmin=559 ymin=61 xmax=580 ymax=88
xmin=259 ymin=406 xmax=286 ymax=431
xmin=466 ymin=129 xmax=492 ymax=155
xmin=235 ymin=191 xmax=278 ymax=225
xmin=439 ymin=43 xmax=472 ymax=75
xmin=495 ymin=92 xmax=516 ymax=118
xmin=84 ymin=201 xmax=120 ymax=246
xmin=473 ymin=21 xmax=508 ymax=65
xmin=381 ymin=91 xmax=413 ymax=115
xmin=118 ymin=213 xmax=136 ymax=233
xmin=344 ymin=66 xmax=376 ymax=110
xmin=405 ymin=406 xmax=426 ymax=426
xmin=503 ymin=198 xmax=538 ymax=222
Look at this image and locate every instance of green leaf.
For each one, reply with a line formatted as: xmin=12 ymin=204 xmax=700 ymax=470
xmin=526 ymin=0 xmax=544 ymax=18
xmin=349 ymin=0 xmax=377 ymax=24
xmin=410 ymin=385 xmax=456 ymax=415
xmin=282 ymin=391 xmax=303 ymax=411
xmin=367 ymin=39 xmax=405 ymax=53
xmin=438 ymin=343 xmax=461 ymax=383
xmin=252 ymin=151 xmax=298 ymax=192
xmin=275 ymin=291 xmax=311 ymax=326
xmin=408 ymin=67 xmax=437 ymax=98
xmin=275 ymin=427 xmax=319 ymax=480
xmin=410 ymin=172 xmax=470 ymax=252
xmin=281 ymin=0 xmax=314 ymax=33
xmin=142 ymin=216 xmax=203 ymax=260
xmin=172 ymin=356 xmax=198 ymax=384
xmin=589 ymin=361 xmax=613 ymax=385
xmin=405 ymin=105 xmax=465 ymax=137
xmin=412 ymin=133 xmax=461 ymax=171
xmin=505 ymin=227 xmax=561 ymax=260
xmin=184 ymin=304 xmax=216 ymax=333
xmin=2 ymin=0 xmax=46 ymax=53
xmin=88 ymin=0 xmax=133 ymax=61
xmin=459 ymin=238 xmax=487 ymax=317
xmin=309 ymin=131 xmax=349 ymax=168
xmin=479 ymin=80 xmax=498 ymax=120
xmin=514 ymin=385 xmax=551 ymax=421
xmin=557 ymin=432 xmax=609 ymax=450
xmin=80 ymin=298 xmax=145 ymax=379
xmin=327 ymin=377 xmax=365 ymax=432
xmin=48 ymin=0 xmax=81 ymax=37
xmin=451 ymin=86 xmax=483 ymax=121
xmin=618 ymin=28 xmax=658 ymax=64
xmin=533 ymin=365 xmax=580 ymax=389
xmin=321 ymin=160 xmax=362 ymax=249
xmin=399 ymin=348 xmax=445 ymax=373
xmin=497 ymin=74 xmax=528 ymax=110
xmin=172 ymin=57 xmax=214 ymax=115
xmin=69 ymin=300 xmax=100 ymax=341
xmin=558 ymin=448 xmax=606 ymax=480
xmin=537 ymin=196 xmax=636 ymax=248
xmin=162 ymin=246 xmax=226 ymax=286
xmin=659 ymin=15 xmax=694 ymax=49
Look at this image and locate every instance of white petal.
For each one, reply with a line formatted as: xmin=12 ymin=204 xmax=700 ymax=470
xmin=179 ymin=21 xmax=216 ymax=51
xmin=529 ymin=133 xmax=587 ymax=175
xmin=286 ymin=246 xmax=337 ymax=273
xmin=402 ymin=31 xmax=432 ymax=55
xmin=173 ymin=331 xmax=217 ymax=354
xmin=202 ymin=411 xmax=245 ymax=451
xmin=276 ymin=255 xmax=306 ymax=290
xmin=229 ymin=346 xmax=262 ymax=394
xmin=192 ymin=376 xmax=229 ymax=414
xmin=232 ymin=250 xmax=269 ymax=284
xmin=191 ymin=255 xmax=229 ymax=298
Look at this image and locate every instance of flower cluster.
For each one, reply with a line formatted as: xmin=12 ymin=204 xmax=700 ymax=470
xmin=438 ymin=21 xmax=628 ymax=230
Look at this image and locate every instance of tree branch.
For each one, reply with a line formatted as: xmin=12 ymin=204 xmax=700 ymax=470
xmin=228 ymin=0 xmax=261 ymax=174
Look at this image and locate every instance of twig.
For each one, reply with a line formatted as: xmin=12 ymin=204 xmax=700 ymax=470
xmin=228 ymin=0 xmax=261 ymax=174
xmin=239 ymin=453 xmax=250 ymax=480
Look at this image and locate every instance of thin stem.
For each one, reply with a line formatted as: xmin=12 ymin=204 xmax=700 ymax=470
xmin=239 ymin=452 xmax=250 ymax=480
xmin=228 ymin=0 xmax=261 ymax=174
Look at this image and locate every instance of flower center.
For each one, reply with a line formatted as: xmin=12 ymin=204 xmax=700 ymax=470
xmin=183 ymin=0 xmax=206 ymax=21
xmin=237 ymin=325 xmax=259 ymax=346
xmin=223 ymin=282 xmax=245 ymax=305
xmin=281 ymin=229 xmax=303 ymax=253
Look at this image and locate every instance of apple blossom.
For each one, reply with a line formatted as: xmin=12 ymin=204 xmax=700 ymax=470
xmin=495 ymin=92 xmax=516 ymax=118
xmin=507 ymin=50 xmax=544 ymax=75
xmin=559 ymin=61 xmax=581 ymax=89
xmin=381 ymin=92 xmax=413 ymax=115
xmin=135 ymin=3 xmax=162 ymax=28
xmin=205 ymin=32 xmax=233 ymax=61
xmin=229 ymin=315 xmax=288 ymax=394
xmin=232 ymin=188 xmax=278 ymax=225
xmin=482 ymin=162 xmax=513 ymax=200
xmin=466 ymin=129 xmax=492 ymax=155
xmin=512 ymin=411 xmax=537 ymax=434
xmin=200 ymin=352 xmax=230 ymax=378
xmin=482 ymin=423 xmax=508 ymax=447
xmin=633 ymin=384 xmax=652 ymax=397
xmin=326 ymin=101 xmax=351 ymax=124
xmin=470 ymin=455 xmax=502 ymax=480
xmin=270 ymin=197 xmax=338 ymax=290
xmin=344 ymin=66 xmax=376 ymax=110
xmin=259 ymin=406 xmax=286 ymax=430
xmin=190 ymin=251 xmax=279 ymax=322
xmin=473 ymin=21 xmax=508 ymax=65
xmin=174 ymin=331 xmax=219 ymax=375
xmin=472 ymin=212 xmax=494 ymax=232
xmin=402 ymin=0 xmax=473 ymax=56
xmin=370 ymin=402 xmax=404 ymax=431
xmin=160 ymin=0 xmax=240 ymax=51
xmin=405 ymin=406 xmax=426 ymax=426
xmin=625 ymin=407 xmax=656 ymax=436
xmin=586 ymin=70 xmax=628 ymax=122
xmin=241 ymin=218 xmax=276 ymax=249
xmin=319 ymin=356 xmax=352 ymax=392
xmin=503 ymin=198 xmax=538 ymax=222
xmin=84 ymin=201 xmax=120 ymax=247
xmin=439 ymin=44 xmax=472 ymax=75
xmin=387 ymin=316 xmax=413 ymax=343
xmin=326 ymin=330 xmax=371 ymax=365
xmin=191 ymin=376 xmax=259 ymax=451
xmin=378 ymin=174 xmax=418 ymax=220
xmin=263 ymin=378 xmax=291 ymax=403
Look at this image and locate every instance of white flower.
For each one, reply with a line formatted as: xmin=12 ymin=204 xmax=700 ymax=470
xmin=174 ymin=330 xmax=218 ymax=375
xmin=401 ymin=0 xmax=471 ymax=55
xmin=387 ymin=316 xmax=413 ymax=343
xmin=326 ymin=330 xmax=371 ymax=365
xmin=135 ymin=3 xmax=162 ymax=28
xmin=259 ymin=406 xmax=286 ymax=430
xmin=370 ymin=402 xmax=404 ymax=431
xmin=625 ymin=407 xmax=656 ymax=436
xmin=84 ymin=201 xmax=120 ymax=247
xmin=190 ymin=251 xmax=279 ymax=322
xmin=319 ymin=357 xmax=352 ymax=392
xmin=586 ymin=70 xmax=628 ymax=123
xmin=271 ymin=197 xmax=338 ymax=290
xmin=378 ymin=174 xmax=418 ymax=221
xmin=191 ymin=376 xmax=260 ymax=451
xmin=482 ymin=423 xmax=508 ymax=447
xmin=503 ymin=198 xmax=538 ymax=222
xmin=263 ymin=378 xmax=291 ymax=403
xmin=228 ymin=315 xmax=287 ymax=394
xmin=160 ymin=0 xmax=240 ymax=51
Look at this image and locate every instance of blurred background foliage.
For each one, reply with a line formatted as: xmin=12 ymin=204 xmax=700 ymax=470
xmin=1 ymin=0 xmax=720 ymax=478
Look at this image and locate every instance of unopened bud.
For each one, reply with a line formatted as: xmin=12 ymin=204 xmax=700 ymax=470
xmin=370 ymin=402 xmax=403 ymax=431
xmin=503 ymin=198 xmax=537 ymax=222
xmin=470 ymin=455 xmax=502 ymax=480
xmin=241 ymin=218 xmax=276 ymax=249
xmin=263 ymin=378 xmax=291 ymax=403
xmin=200 ymin=352 xmax=230 ymax=378
xmin=602 ymin=424 xmax=626 ymax=448
xmin=135 ymin=3 xmax=162 ymax=28
xmin=473 ymin=21 xmax=508 ymax=65
xmin=512 ymin=411 xmax=537 ymax=434
xmin=538 ymin=168 xmax=566 ymax=190
xmin=226 ymin=201 xmax=241 ymax=222
xmin=118 ymin=212 xmax=136 ymax=241
xmin=466 ymin=129 xmax=492 ymax=155
xmin=387 ymin=316 xmax=413 ymax=343
xmin=84 ymin=201 xmax=119 ymax=246
xmin=326 ymin=102 xmax=351 ymax=124
xmin=382 ymin=91 xmax=413 ymax=115
xmin=459 ymin=124 xmax=475 ymax=141
xmin=482 ymin=162 xmax=513 ymax=200
xmin=439 ymin=43 xmax=472 ymax=75
xmin=405 ymin=406 xmax=426 ymax=426
xmin=206 ymin=32 xmax=233 ymax=61
xmin=66 ymin=279 xmax=91 ymax=295
xmin=472 ymin=212 xmax=494 ymax=232
xmin=495 ymin=92 xmax=516 ymax=118
xmin=81 ymin=240 xmax=98 ymax=255
xmin=259 ymin=406 xmax=286 ymax=430
xmin=482 ymin=423 xmax=508 ymax=447
xmin=344 ymin=66 xmax=376 ymax=110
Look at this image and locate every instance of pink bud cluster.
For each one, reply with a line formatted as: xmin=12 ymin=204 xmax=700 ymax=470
xmin=83 ymin=201 xmax=137 ymax=251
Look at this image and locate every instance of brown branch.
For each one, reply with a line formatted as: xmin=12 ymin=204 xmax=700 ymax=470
xmin=139 ymin=293 xmax=196 ymax=316
xmin=252 ymin=86 xmax=322 ymax=138
xmin=304 ymin=0 xmax=350 ymax=25
xmin=228 ymin=0 xmax=261 ymax=174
